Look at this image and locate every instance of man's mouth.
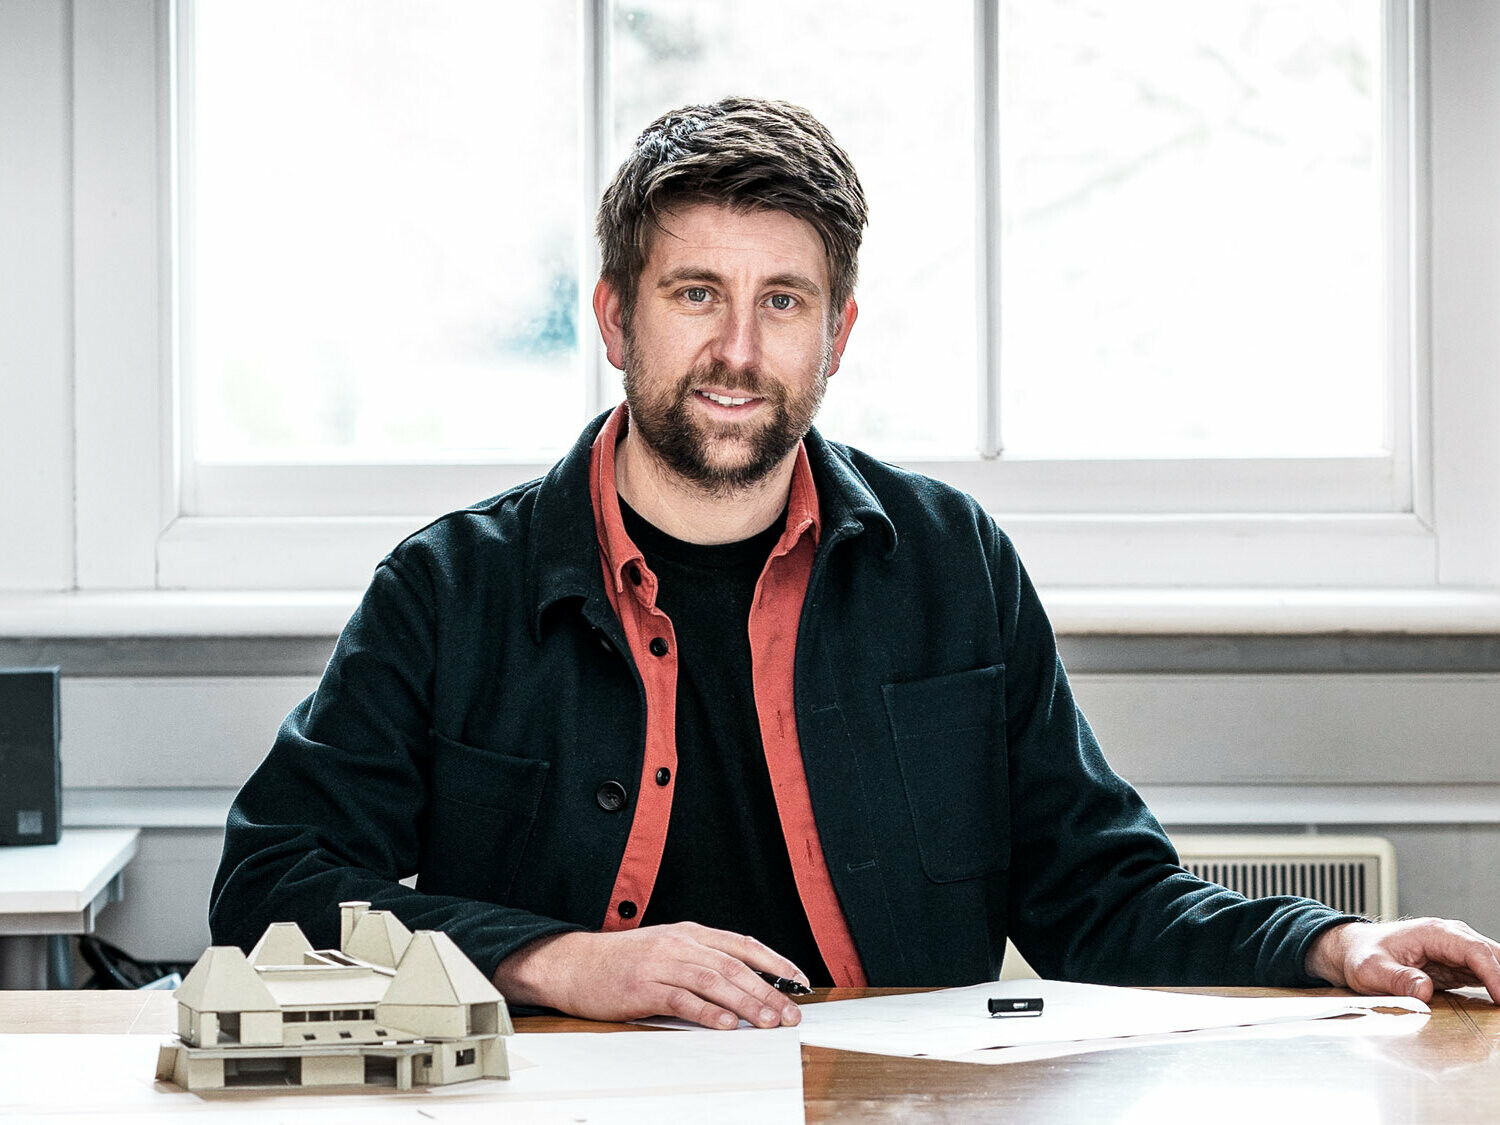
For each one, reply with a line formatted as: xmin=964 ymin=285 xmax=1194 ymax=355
xmin=696 ymin=389 xmax=761 ymax=408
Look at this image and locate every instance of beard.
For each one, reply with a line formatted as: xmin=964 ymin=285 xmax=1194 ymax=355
xmin=622 ymin=334 xmax=831 ymax=495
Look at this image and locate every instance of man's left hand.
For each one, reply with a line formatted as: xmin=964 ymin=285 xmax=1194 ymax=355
xmin=1305 ymin=918 xmax=1500 ymax=1004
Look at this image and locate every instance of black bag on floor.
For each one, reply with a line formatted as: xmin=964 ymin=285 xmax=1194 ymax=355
xmin=78 ymin=935 xmax=193 ymax=990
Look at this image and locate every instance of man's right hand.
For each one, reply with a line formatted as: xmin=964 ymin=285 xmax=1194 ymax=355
xmin=491 ymin=922 xmax=809 ymax=1030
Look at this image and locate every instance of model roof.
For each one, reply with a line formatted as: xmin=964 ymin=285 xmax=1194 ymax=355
xmin=257 ymin=965 xmax=390 ymax=1008
xmin=381 ymin=931 xmax=502 ymax=1007
xmin=176 ymin=947 xmax=278 ymax=1013
xmin=248 ymin=921 xmax=314 ymax=967
xmin=344 ymin=908 xmax=412 ymax=968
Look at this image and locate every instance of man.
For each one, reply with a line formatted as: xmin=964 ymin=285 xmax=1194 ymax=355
xmin=212 ymin=97 xmax=1500 ymax=1031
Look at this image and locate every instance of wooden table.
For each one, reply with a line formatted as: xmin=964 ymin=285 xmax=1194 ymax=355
xmin=3 ymin=985 xmax=1497 ymax=1121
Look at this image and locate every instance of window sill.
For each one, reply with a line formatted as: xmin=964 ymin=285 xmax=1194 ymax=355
xmin=1045 ymin=587 xmax=1500 ymax=634
xmin=6 ymin=587 xmax=1500 ymax=638
xmin=150 ymin=512 xmax=1441 ymax=590
xmin=0 ymin=590 xmax=359 ymax=637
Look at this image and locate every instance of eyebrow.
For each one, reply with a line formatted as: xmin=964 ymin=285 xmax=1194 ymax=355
xmin=654 ymin=267 xmax=824 ymax=297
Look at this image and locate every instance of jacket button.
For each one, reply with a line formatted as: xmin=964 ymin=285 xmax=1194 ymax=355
xmin=655 ymin=767 xmax=671 ymax=786
xmin=649 ymin=637 xmax=669 ymax=657
xmin=595 ymin=780 xmax=628 ymax=812
xmin=617 ymin=900 xmax=637 ymax=919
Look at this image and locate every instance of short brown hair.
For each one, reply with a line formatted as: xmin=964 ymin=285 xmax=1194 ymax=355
xmin=596 ymin=97 xmax=868 ymax=324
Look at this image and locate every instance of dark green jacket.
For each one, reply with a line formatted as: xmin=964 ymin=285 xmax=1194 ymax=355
xmin=211 ymin=411 xmax=1349 ymax=985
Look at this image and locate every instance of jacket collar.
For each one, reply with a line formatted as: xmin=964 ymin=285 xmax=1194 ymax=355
xmin=802 ymin=425 xmax=898 ymax=560
xmin=525 ymin=407 xmax=898 ymax=639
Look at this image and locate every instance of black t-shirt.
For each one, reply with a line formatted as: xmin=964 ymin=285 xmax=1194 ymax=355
xmin=620 ymin=498 xmax=833 ymax=987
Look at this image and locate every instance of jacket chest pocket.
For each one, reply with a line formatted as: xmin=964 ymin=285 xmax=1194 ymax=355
xmin=423 ymin=731 xmax=550 ymax=902
xmin=881 ymin=665 xmax=1009 ymax=883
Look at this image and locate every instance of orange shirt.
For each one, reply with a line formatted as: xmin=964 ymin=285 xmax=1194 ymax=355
xmin=587 ymin=403 xmax=867 ymax=987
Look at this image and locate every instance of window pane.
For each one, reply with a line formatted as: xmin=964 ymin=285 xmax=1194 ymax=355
xmin=999 ymin=0 xmax=1386 ymax=458
xmin=189 ymin=1 xmax=581 ymax=462
xmin=611 ymin=0 xmax=977 ymax=458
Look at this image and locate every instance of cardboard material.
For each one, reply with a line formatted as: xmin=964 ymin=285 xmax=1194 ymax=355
xmin=156 ymin=902 xmax=514 ymax=1091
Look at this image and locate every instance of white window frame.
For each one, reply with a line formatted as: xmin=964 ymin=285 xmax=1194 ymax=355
xmin=62 ymin=0 xmax=1500 ymax=609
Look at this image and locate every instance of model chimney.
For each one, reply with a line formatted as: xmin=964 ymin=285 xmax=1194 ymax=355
xmin=339 ymin=901 xmax=370 ymax=951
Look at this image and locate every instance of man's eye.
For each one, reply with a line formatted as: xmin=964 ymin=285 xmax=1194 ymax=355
xmin=684 ymin=287 xmax=710 ymax=303
xmin=768 ymin=294 xmax=796 ymax=311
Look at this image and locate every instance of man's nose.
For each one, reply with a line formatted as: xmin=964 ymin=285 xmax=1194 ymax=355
xmin=710 ymin=304 xmax=762 ymax=373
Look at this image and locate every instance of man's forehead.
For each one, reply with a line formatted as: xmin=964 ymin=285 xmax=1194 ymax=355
xmin=643 ymin=202 xmax=828 ymax=286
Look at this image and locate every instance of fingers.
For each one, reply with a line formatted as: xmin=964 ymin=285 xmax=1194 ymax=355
xmin=684 ymin=922 xmax=810 ymax=987
xmin=1358 ymin=956 xmax=1433 ymax=1001
xmin=1461 ymin=935 xmax=1500 ymax=1004
xmin=603 ymin=925 xmax=804 ymax=1030
xmin=501 ymin=924 xmax=816 ymax=1032
xmin=656 ymin=939 xmax=803 ymax=1029
xmin=630 ymin=955 xmax=798 ymax=1031
xmin=525 ymin=923 xmax=811 ymax=1028
xmin=1427 ymin=923 xmax=1500 ymax=1004
xmin=649 ymin=980 xmax=740 ymax=1031
xmin=1389 ymin=918 xmax=1500 ymax=1002
xmin=1341 ymin=919 xmax=1500 ymax=1006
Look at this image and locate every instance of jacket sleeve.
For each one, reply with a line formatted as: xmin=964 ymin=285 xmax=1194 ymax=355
xmin=208 ymin=554 xmax=584 ymax=981
xmin=987 ymin=522 xmax=1358 ymax=986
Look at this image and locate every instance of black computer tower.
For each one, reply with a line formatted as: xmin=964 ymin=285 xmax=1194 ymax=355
xmin=0 ymin=667 xmax=62 ymax=845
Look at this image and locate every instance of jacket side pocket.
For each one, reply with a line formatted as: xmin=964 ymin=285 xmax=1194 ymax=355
xmin=422 ymin=731 xmax=550 ymax=902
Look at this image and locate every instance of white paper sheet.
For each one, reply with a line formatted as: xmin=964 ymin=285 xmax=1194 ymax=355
xmin=794 ymin=979 xmax=1428 ymax=1059
xmin=1448 ymin=984 xmax=1500 ymax=1004
xmin=634 ymin=1014 xmax=756 ymax=1030
xmin=0 ymin=1028 xmax=803 ymax=1123
xmin=940 ymin=1002 xmax=1429 ymax=1065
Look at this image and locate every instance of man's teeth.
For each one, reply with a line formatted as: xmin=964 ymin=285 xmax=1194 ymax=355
xmin=701 ymin=391 xmax=753 ymax=406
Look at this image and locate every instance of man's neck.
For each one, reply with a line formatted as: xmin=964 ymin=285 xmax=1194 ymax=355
xmin=614 ymin=428 xmax=795 ymax=545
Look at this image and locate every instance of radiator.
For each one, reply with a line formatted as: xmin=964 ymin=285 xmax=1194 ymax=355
xmin=1172 ymin=834 xmax=1397 ymax=920
xmin=1000 ymin=834 xmax=1397 ymax=980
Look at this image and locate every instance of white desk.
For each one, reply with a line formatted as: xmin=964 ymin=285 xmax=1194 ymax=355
xmin=0 ymin=827 xmax=140 ymax=989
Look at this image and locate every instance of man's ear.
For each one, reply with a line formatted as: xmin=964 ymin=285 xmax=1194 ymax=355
xmin=826 ymin=297 xmax=859 ymax=378
xmin=593 ymin=278 xmax=627 ymax=371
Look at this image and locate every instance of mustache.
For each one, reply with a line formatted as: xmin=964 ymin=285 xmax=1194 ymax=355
xmin=677 ymin=361 xmax=784 ymax=403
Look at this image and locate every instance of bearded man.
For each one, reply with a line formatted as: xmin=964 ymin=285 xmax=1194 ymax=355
xmin=212 ymin=97 xmax=1500 ymax=1028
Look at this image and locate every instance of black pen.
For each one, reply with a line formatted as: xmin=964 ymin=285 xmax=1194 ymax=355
xmin=988 ymin=996 xmax=1044 ymax=1017
xmin=755 ymin=969 xmax=813 ymax=996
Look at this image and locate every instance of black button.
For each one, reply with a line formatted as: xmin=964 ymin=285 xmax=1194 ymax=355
xmin=595 ymin=780 xmax=628 ymax=813
xmin=655 ymin=767 xmax=671 ymax=786
xmin=617 ymin=900 xmax=637 ymax=919
xmin=628 ymin=563 xmax=642 ymax=586
xmin=649 ymin=637 xmax=669 ymax=657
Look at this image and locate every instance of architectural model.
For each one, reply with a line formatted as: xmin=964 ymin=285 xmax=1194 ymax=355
xmin=155 ymin=901 xmax=513 ymax=1091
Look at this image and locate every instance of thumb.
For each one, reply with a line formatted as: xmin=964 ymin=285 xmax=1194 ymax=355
xmin=1378 ymin=961 xmax=1433 ymax=1001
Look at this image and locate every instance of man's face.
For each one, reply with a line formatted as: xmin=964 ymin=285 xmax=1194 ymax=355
xmin=606 ymin=202 xmax=855 ymax=494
